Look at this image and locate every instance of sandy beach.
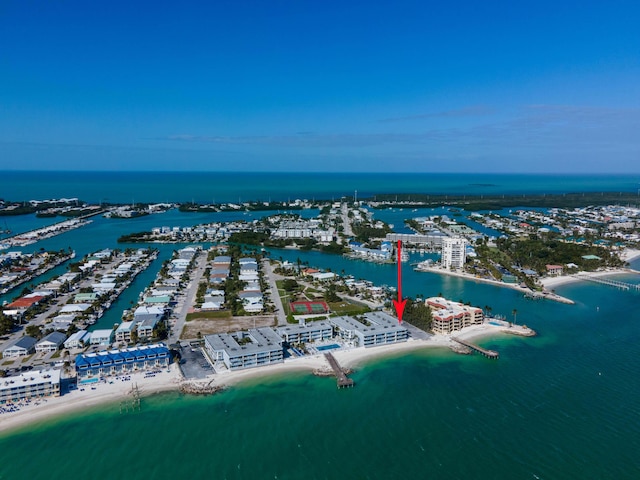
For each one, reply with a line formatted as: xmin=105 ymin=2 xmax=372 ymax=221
xmin=0 ymin=322 xmax=531 ymax=436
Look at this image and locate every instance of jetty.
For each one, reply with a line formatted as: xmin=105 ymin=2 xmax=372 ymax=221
xmin=452 ymin=338 xmax=499 ymax=359
xmin=120 ymin=383 xmax=141 ymax=413
xmin=573 ymin=273 xmax=640 ymax=292
xmin=323 ymin=353 xmax=354 ymax=388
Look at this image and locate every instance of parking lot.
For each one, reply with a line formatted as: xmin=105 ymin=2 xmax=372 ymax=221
xmin=177 ymin=343 xmax=213 ymax=380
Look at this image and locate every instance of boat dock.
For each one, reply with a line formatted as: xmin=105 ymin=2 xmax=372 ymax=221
xmin=452 ymin=338 xmax=499 ymax=359
xmin=324 ymin=353 xmax=354 ymax=388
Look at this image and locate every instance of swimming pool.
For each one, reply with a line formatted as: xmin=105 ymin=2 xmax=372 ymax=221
xmin=316 ymin=344 xmax=340 ymax=351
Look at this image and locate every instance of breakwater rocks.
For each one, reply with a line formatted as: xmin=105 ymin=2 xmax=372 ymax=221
xmin=449 ymin=343 xmax=472 ymax=355
xmin=312 ymin=367 xmax=353 ymax=377
xmin=179 ymin=381 xmax=224 ymax=396
xmin=503 ymin=326 xmax=537 ymax=337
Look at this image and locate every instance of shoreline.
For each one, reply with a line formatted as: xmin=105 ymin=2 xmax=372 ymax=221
xmin=0 ymin=322 xmax=530 ymax=436
xmin=415 ymin=264 xmax=575 ymax=304
xmin=539 ymin=247 xmax=640 ymax=289
xmin=416 ymin=247 xmax=640 ymax=303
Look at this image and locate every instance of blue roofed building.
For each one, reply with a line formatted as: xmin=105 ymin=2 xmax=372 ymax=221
xmin=75 ymin=343 xmax=171 ymax=380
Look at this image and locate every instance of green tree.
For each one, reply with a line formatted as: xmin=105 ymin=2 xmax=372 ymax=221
xmin=403 ymin=298 xmax=433 ymax=332
xmin=25 ymin=324 xmax=43 ymax=339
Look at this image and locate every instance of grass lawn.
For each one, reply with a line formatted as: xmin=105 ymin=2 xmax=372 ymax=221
xmin=186 ymin=310 xmax=232 ymax=321
xmin=328 ymin=299 xmax=370 ymax=316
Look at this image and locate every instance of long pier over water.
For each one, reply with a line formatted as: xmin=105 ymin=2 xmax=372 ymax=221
xmin=324 ymin=353 xmax=354 ymax=388
xmin=574 ymin=273 xmax=640 ymax=292
xmin=452 ymin=338 xmax=499 ymax=359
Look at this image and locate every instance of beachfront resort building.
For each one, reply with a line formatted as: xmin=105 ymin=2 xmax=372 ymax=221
xmin=0 ymin=369 xmax=61 ymax=404
xmin=441 ymin=237 xmax=467 ymax=270
xmin=276 ymin=321 xmax=333 ymax=344
xmin=426 ymin=297 xmax=484 ymax=335
xmin=75 ymin=343 xmax=171 ymax=380
xmin=329 ymin=312 xmax=408 ymax=348
xmin=204 ymin=327 xmax=284 ymax=371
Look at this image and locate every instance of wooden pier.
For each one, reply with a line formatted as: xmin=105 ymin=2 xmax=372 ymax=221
xmin=324 ymin=353 xmax=355 ymax=388
xmin=574 ymin=274 xmax=640 ymax=292
xmin=452 ymin=338 xmax=499 ymax=359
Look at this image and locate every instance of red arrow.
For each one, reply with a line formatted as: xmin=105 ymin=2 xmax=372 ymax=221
xmin=392 ymin=240 xmax=407 ymax=323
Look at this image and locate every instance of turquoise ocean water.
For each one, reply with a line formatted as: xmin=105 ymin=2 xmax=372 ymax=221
xmin=1 ymin=172 xmax=640 ymax=479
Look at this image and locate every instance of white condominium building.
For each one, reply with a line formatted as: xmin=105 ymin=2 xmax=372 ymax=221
xmin=441 ymin=237 xmax=467 ymax=270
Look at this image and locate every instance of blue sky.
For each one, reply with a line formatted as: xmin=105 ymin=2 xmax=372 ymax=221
xmin=1 ymin=0 xmax=639 ymax=172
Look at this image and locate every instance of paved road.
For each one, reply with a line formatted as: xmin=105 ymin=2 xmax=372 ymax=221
xmin=341 ymin=202 xmax=354 ymax=237
xmin=262 ymin=259 xmax=286 ymax=326
xmin=168 ymin=251 xmax=208 ymax=344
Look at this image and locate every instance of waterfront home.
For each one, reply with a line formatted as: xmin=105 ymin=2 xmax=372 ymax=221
xmin=143 ymin=295 xmax=172 ymax=305
xmin=74 ymin=292 xmax=99 ymax=303
xmin=133 ymin=305 xmax=164 ymax=323
xmin=115 ymin=321 xmax=138 ymax=343
xmin=545 ymin=264 xmax=564 ymax=276
xmin=49 ymin=314 xmax=76 ymax=332
xmin=35 ymin=331 xmax=67 ymax=353
xmin=1 ymin=336 xmax=37 ymax=358
xmin=89 ymin=329 xmax=114 ymax=346
xmin=60 ymin=303 xmax=91 ymax=314
xmin=64 ymin=330 xmax=89 ymax=349
xmin=137 ymin=317 xmax=160 ymax=339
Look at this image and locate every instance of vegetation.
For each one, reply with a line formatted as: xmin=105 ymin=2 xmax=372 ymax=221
xmin=319 ymin=241 xmax=348 ymax=254
xmin=352 ymin=224 xmax=392 ymax=243
xmin=228 ymin=231 xmax=270 ymax=245
xmin=402 ymin=298 xmax=433 ymax=332
xmin=328 ymin=299 xmax=370 ymax=316
xmin=117 ymin=231 xmax=152 ymax=243
xmin=186 ymin=310 xmax=232 ymax=321
xmin=0 ymin=312 xmax=15 ymax=335
xmin=474 ymin=233 xmax=623 ymax=277
xmin=370 ymin=191 xmax=640 ymax=211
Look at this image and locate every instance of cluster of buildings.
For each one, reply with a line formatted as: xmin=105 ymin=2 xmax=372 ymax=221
xmin=203 ymin=311 xmax=408 ymax=371
xmin=202 ymin=254 xmax=265 ymax=313
xmin=237 ymin=257 xmax=263 ymax=313
xmin=0 ymin=250 xmax=70 ymax=293
xmin=425 ymin=297 xmax=484 ymax=335
xmin=74 ymin=343 xmax=171 ymax=380
xmin=271 ymin=218 xmax=336 ymax=242
xmin=474 ymin=204 xmax=640 ymax=247
xmin=348 ymin=240 xmax=393 ymax=261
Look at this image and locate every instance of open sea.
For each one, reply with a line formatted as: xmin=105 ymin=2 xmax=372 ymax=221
xmin=1 ymin=172 xmax=640 ymax=479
